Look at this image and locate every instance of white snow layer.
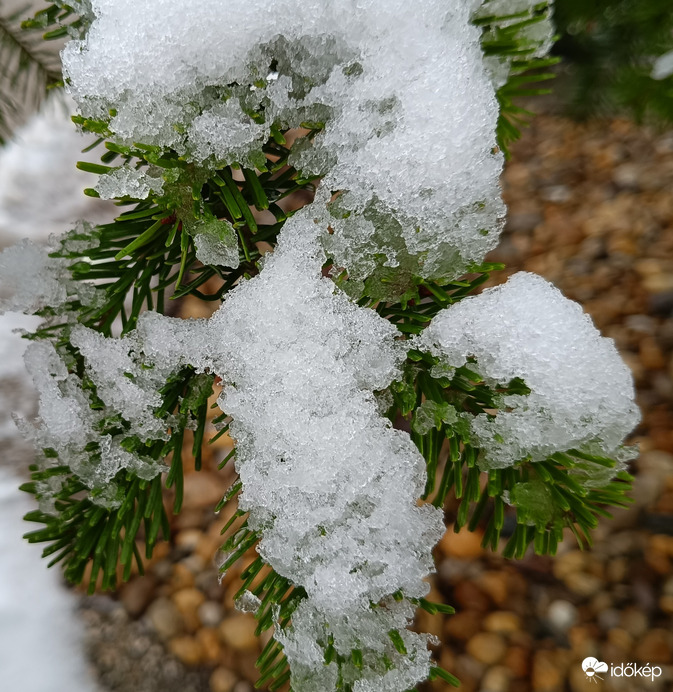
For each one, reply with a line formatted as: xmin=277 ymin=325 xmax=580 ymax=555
xmin=0 ymin=317 xmax=95 ymax=692
xmin=653 ymin=49 xmax=673 ymax=80
xmin=0 ymin=467 xmax=97 ymax=692
xmin=133 ymin=217 xmax=445 ymax=690
xmin=418 ymin=272 xmax=641 ymax=469
xmin=63 ymin=0 xmax=510 ymax=282
xmin=0 ymin=93 xmax=108 ymax=692
xmin=0 ymin=95 xmax=114 ymax=243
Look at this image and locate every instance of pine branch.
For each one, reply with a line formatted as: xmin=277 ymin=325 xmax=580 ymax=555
xmin=474 ymin=1 xmax=559 ymax=156
xmin=0 ymin=3 xmax=62 ymax=144
xmin=388 ymin=347 xmax=635 ymax=558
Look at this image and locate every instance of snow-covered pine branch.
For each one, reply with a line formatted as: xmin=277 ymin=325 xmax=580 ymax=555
xmin=0 ymin=1 xmax=640 ymax=690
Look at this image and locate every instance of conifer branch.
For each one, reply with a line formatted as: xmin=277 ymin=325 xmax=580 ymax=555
xmin=0 ymin=4 xmax=62 ymax=144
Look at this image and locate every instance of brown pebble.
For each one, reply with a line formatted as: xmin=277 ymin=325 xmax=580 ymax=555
xmin=453 ymin=581 xmax=491 ymax=612
xmin=119 ymin=575 xmax=158 ymax=618
xmin=439 ymin=526 xmax=484 ymax=559
xmin=168 ymin=635 xmax=204 ymax=666
xmin=219 ymin=614 xmax=259 ymax=652
xmin=173 ymin=587 xmax=206 ymax=632
xmin=466 ymin=632 xmax=507 ymax=665
xmin=552 ymin=550 xmax=586 ymax=581
xmin=483 ymin=611 xmax=521 ymax=634
xmin=210 ymin=667 xmax=238 ymax=692
xmin=619 ymin=608 xmax=649 ymax=640
xmin=564 ymin=572 xmax=603 ymax=598
xmin=481 ymin=665 xmax=511 ymax=692
xmin=532 ymin=650 xmax=563 ymax=692
xmin=175 ymin=529 xmax=203 ymax=552
xmin=659 ymin=594 xmax=673 ymax=614
xmin=444 ymin=611 xmax=482 ymax=641
xmin=147 ymin=597 xmax=185 ymax=641
xmin=607 ymin=627 xmax=633 ymax=652
xmin=182 ymin=472 xmax=229 ymax=510
xmin=197 ymin=627 xmax=222 ymax=663
xmin=502 ymin=646 xmax=529 ymax=679
xmin=476 ymin=571 xmax=509 ymax=607
xmin=169 ymin=562 xmax=196 ymax=591
xmin=640 ymin=337 xmax=667 ymax=369
xmin=568 ymin=626 xmax=599 ymax=659
xmin=634 ymin=628 xmax=673 ymax=664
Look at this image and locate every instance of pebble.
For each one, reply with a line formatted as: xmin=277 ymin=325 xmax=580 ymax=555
xmin=606 ymin=627 xmax=632 ymax=652
xmin=198 ymin=600 xmax=225 ymax=628
xmin=568 ymin=626 xmax=599 ymax=659
xmin=634 ymin=629 xmax=673 ymax=663
xmin=475 ymin=571 xmax=510 ymax=607
xmin=564 ymin=572 xmax=603 ymax=598
xmin=480 ymin=665 xmax=511 ymax=692
xmin=502 ymin=646 xmax=529 ymax=679
xmin=172 ymin=587 xmax=206 ymax=632
xmin=210 ymin=667 xmax=238 ymax=692
xmin=197 ymin=627 xmax=222 ymax=663
xmin=444 ymin=610 xmax=483 ymax=642
xmin=168 ymin=636 xmax=204 ymax=666
xmin=439 ymin=526 xmax=484 ymax=559
xmin=182 ymin=472 xmax=229 ymax=510
xmin=453 ymin=581 xmax=491 ymax=612
xmin=483 ymin=611 xmax=521 ymax=634
xmin=532 ymin=650 xmax=563 ymax=692
xmin=465 ymin=632 xmax=506 ymax=665
xmin=218 ymin=615 xmax=259 ymax=652
xmin=147 ymin=598 xmax=185 ymax=641
xmin=120 ymin=576 xmax=158 ymax=618
xmin=547 ymin=600 xmax=578 ymax=633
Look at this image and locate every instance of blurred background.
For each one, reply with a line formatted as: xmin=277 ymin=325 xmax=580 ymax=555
xmin=0 ymin=1 xmax=672 ymax=691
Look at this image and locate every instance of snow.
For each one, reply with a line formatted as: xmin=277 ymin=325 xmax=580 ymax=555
xmin=418 ymin=272 xmax=640 ymax=469
xmin=653 ymin=49 xmax=673 ymax=80
xmin=0 ymin=95 xmax=114 ymax=243
xmin=0 ymin=2 xmax=636 ymax=690
xmin=18 ymin=334 xmax=170 ymax=505
xmin=0 ymin=93 xmax=111 ymax=692
xmin=0 ymin=321 xmax=95 ymax=692
xmin=189 ymin=217 xmax=240 ymax=269
xmin=94 ymin=165 xmax=164 ymax=200
xmin=474 ymin=1 xmax=556 ymax=87
xmin=63 ymin=0 xmax=507 ymax=286
xmin=134 ymin=216 xmax=445 ymax=690
xmin=0 ymin=467 xmax=97 ymax=692
xmin=0 ymin=238 xmax=96 ymax=314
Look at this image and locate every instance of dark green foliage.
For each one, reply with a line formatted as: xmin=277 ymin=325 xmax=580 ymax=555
xmin=554 ymin=0 xmax=673 ymax=121
xmin=474 ymin=2 xmax=560 ymax=155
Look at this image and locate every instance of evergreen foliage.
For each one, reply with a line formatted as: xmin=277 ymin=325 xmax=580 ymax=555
xmin=1 ymin=2 xmax=639 ymax=689
xmin=554 ymin=0 xmax=673 ymax=121
xmin=0 ymin=1 xmax=62 ymax=145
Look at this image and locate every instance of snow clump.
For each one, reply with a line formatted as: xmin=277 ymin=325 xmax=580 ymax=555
xmin=418 ymin=272 xmax=641 ymax=470
xmin=63 ymin=0 xmax=509 ymax=284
